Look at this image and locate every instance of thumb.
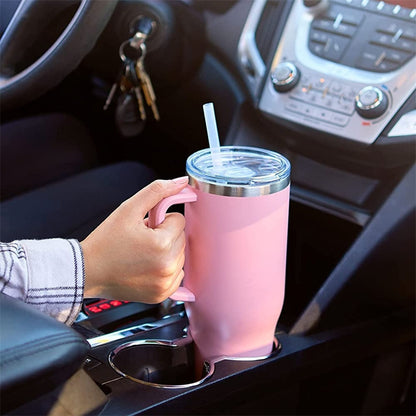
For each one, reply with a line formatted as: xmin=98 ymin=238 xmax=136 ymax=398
xmin=126 ymin=177 xmax=189 ymax=219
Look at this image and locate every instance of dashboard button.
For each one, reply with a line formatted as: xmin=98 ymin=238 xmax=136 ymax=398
xmin=286 ymin=100 xmax=306 ymax=113
xmin=356 ymin=45 xmax=405 ymax=72
xmin=312 ymin=18 xmax=356 ymax=37
xmin=290 ymin=87 xmax=310 ymax=101
xmin=285 ymin=98 xmax=349 ymax=127
xmin=312 ymin=76 xmax=331 ymax=90
xmin=334 ymin=22 xmax=357 ymax=37
xmin=330 ymin=113 xmax=349 ymax=126
xmin=303 ymin=104 xmax=317 ymax=118
xmin=309 ymin=29 xmax=350 ymax=62
xmin=310 ymin=29 xmax=330 ymax=44
xmin=310 ymin=41 xmax=325 ymax=55
xmin=323 ymin=36 xmax=350 ymax=60
xmin=327 ymin=7 xmax=363 ymax=26
xmin=331 ymin=96 xmax=355 ymax=115
xmin=372 ymin=32 xmax=416 ymax=53
xmin=403 ymin=27 xmax=416 ymax=40
xmin=371 ymin=32 xmax=393 ymax=47
xmin=395 ymin=38 xmax=416 ymax=53
xmin=329 ymin=81 xmax=343 ymax=94
xmin=379 ymin=22 xmax=400 ymax=35
xmin=312 ymin=18 xmax=333 ymax=32
xmin=385 ymin=49 xmax=412 ymax=64
xmin=377 ymin=60 xmax=401 ymax=72
xmin=315 ymin=108 xmax=333 ymax=122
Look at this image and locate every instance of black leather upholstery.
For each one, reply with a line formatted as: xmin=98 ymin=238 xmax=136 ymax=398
xmin=0 ymin=294 xmax=90 ymax=413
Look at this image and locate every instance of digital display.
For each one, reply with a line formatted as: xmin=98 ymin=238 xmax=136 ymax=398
xmin=84 ymin=299 xmax=130 ymax=315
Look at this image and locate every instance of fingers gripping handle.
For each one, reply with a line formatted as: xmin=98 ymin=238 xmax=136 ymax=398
xmin=148 ymin=187 xmax=197 ymax=302
xmin=148 ymin=187 xmax=197 ymax=228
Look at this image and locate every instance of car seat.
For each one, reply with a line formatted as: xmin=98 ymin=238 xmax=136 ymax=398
xmin=0 ymin=113 xmax=156 ymax=241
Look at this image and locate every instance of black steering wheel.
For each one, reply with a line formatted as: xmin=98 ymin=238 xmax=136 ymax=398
xmin=0 ymin=0 xmax=118 ymax=111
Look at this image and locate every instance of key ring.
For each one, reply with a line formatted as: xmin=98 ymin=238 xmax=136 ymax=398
xmin=119 ymin=39 xmax=146 ymax=64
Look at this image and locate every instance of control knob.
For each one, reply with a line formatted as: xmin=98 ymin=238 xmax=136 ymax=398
xmin=355 ymin=86 xmax=389 ymax=119
xmin=271 ymin=62 xmax=301 ymax=92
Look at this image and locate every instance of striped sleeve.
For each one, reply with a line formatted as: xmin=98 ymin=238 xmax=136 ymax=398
xmin=0 ymin=239 xmax=85 ymax=325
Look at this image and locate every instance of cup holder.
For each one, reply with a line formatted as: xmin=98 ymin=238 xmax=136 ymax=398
xmin=108 ymin=337 xmax=214 ymax=388
xmin=109 ymin=336 xmax=281 ymax=389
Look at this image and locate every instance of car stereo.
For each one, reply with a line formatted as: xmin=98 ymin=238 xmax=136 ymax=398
xmin=240 ymin=0 xmax=416 ymax=144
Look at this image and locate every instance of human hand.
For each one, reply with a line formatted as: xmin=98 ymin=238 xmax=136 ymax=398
xmin=81 ymin=177 xmax=188 ymax=303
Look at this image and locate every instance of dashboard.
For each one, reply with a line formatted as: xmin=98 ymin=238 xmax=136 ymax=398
xmin=237 ymin=0 xmax=415 ymax=144
xmin=1 ymin=1 xmax=414 ymax=414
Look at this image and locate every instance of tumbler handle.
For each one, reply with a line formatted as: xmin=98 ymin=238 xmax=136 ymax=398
xmin=148 ymin=186 xmax=197 ymax=302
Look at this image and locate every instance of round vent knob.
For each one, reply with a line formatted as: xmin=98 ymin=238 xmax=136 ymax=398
xmin=355 ymin=86 xmax=389 ymax=119
xmin=271 ymin=62 xmax=301 ymax=93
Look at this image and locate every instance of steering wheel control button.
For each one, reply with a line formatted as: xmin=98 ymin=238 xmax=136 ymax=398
xmin=271 ymin=62 xmax=301 ymax=92
xmin=355 ymin=86 xmax=389 ymax=119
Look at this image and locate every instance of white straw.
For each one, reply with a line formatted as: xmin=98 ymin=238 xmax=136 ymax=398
xmin=203 ymin=102 xmax=222 ymax=169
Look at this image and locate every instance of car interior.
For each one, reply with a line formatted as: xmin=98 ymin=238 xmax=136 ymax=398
xmin=0 ymin=0 xmax=415 ymax=414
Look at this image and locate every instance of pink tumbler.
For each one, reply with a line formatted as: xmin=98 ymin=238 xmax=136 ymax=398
xmin=149 ymin=146 xmax=290 ymax=373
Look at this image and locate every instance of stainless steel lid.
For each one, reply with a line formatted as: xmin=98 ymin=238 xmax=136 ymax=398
xmin=186 ymin=146 xmax=290 ymax=197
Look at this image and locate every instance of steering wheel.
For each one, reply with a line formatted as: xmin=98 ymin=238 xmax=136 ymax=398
xmin=0 ymin=0 xmax=118 ymax=111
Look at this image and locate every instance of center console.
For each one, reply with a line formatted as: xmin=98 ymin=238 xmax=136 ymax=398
xmin=239 ymin=0 xmax=415 ymax=144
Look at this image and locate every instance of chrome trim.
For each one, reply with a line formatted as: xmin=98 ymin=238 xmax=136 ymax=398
xmin=237 ymin=0 xmax=267 ymax=94
xmin=87 ymin=312 xmax=185 ymax=348
xmin=212 ymin=337 xmax=281 ymax=364
xmin=355 ymin=86 xmax=385 ymax=111
xmin=186 ymin=146 xmax=291 ymax=197
xmin=189 ymin=175 xmax=290 ymax=197
xmin=108 ymin=335 xmax=281 ymax=389
xmin=271 ymin=62 xmax=299 ymax=88
xmin=108 ymin=336 xmax=215 ymax=389
xmin=388 ymin=110 xmax=416 ymax=137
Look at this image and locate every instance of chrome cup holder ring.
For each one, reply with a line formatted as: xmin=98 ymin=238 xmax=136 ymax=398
xmin=108 ymin=335 xmax=281 ymax=389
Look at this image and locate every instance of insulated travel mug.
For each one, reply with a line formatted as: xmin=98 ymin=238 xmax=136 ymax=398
xmin=149 ymin=146 xmax=290 ymax=372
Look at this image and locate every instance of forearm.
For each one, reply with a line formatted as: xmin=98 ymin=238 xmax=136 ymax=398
xmin=0 ymin=239 xmax=84 ymax=325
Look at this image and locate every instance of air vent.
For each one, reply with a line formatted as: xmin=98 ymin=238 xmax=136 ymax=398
xmin=255 ymin=0 xmax=285 ymax=62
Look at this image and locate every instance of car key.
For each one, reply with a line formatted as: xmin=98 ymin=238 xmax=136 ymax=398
xmin=104 ymin=19 xmax=156 ymax=117
xmin=103 ymin=47 xmax=137 ymax=111
xmin=127 ymin=60 xmax=147 ymax=121
xmin=114 ymin=58 xmax=146 ymax=137
xmin=103 ymin=68 xmax=123 ymax=111
xmin=105 ymin=33 xmax=143 ymax=111
xmin=135 ymin=43 xmax=160 ymax=121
